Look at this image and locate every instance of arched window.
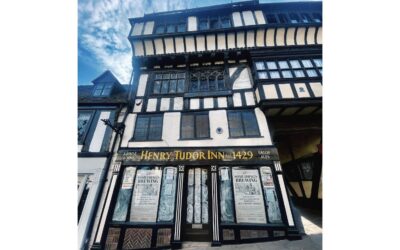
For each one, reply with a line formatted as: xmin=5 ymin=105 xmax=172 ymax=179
xmin=189 ymin=69 xmax=226 ymax=93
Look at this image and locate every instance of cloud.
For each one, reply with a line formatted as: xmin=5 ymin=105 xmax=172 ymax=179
xmin=78 ymin=0 xmax=248 ymax=84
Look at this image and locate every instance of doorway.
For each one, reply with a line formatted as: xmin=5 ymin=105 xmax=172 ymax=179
xmin=182 ymin=167 xmax=212 ymax=242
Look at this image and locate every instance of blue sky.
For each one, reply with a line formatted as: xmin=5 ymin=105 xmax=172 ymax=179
xmin=78 ymin=0 xmax=312 ymax=85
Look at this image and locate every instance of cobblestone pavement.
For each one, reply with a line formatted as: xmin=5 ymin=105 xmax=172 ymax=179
xmin=181 ymin=205 xmax=322 ymax=250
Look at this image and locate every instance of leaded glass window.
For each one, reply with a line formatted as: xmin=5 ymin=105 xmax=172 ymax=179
xmin=186 ymin=168 xmax=208 ymax=224
xmin=133 ymin=114 xmax=163 ymax=141
xmin=227 ymin=110 xmax=260 ymax=138
xmin=181 ymin=112 xmax=210 ymax=139
xmin=189 ymin=69 xmax=226 ymax=93
xmin=152 ymin=72 xmax=186 ymax=94
xmin=78 ymin=111 xmax=92 ymax=143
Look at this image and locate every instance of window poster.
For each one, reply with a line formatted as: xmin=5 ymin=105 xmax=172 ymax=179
xmin=157 ymin=167 xmax=177 ymax=222
xmin=130 ymin=168 xmax=162 ymax=222
xmin=260 ymin=167 xmax=282 ymax=223
xmin=232 ymin=168 xmax=266 ymax=224
xmin=112 ymin=167 xmax=136 ymax=221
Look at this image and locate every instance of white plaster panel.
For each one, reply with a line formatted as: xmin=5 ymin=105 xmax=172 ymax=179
xmin=136 ymin=74 xmax=148 ymax=97
xmin=232 ymin=12 xmax=243 ymax=27
xmin=254 ymin=10 xmax=266 ymax=24
xmin=246 ymin=30 xmax=255 ymax=47
xmin=236 ymin=31 xmax=245 ymax=48
xmin=185 ymin=36 xmax=196 ymax=52
xmin=164 ymin=38 xmax=175 ymax=54
xmin=217 ymin=33 xmax=226 ymax=50
xmin=144 ymin=40 xmax=154 ymax=55
xmin=255 ymin=88 xmax=261 ymax=103
xmin=242 ymin=11 xmax=256 ymax=26
xmin=229 ymin=67 xmax=237 ymax=77
xmin=78 ymin=157 xmax=107 ymax=174
xmin=296 ymin=27 xmax=306 ymax=45
xmin=117 ymin=107 xmax=127 ymax=122
xmin=265 ymin=28 xmax=275 ymax=47
xmin=175 ymin=37 xmax=185 ymax=53
xmin=217 ymin=97 xmax=227 ymax=108
xmin=121 ymin=113 xmax=136 ymax=147
xmin=294 ymin=83 xmax=311 ymax=98
xmin=154 ymin=38 xmax=164 ymax=54
xmin=279 ymin=84 xmax=295 ymax=99
xmin=206 ymin=34 xmax=216 ymax=51
xmin=254 ymin=107 xmax=272 ymax=143
xmin=306 ymin=27 xmax=316 ymax=45
xmin=276 ymin=28 xmax=285 ymax=46
xmin=131 ymin=22 xmax=143 ymax=35
xmin=256 ymin=29 xmax=265 ymax=47
xmin=133 ymin=99 xmax=143 ymax=112
xmin=188 ymin=16 xmax=197 ymax=31
xmin=233 ymin=92 xmax=242 ymax=107
xmin=146 ymin=98 xmax=157 ymax=112
xmin=133 ymin=41 xmax=144 ymax=56
xmin=203 ymin=98 xmax=214 ymax=109
xmin=227 ymin=33 xmax=235 ymax=49
xmin=317 ymin=27 xmax=323 ymax=44
xmin=143 ymin=21 xmax=154 ymax=35
xmin=278 ymin=175 xmax=295 ymax=226
xmin=160 ymin=98 xmax=171 ymax=111
xmin=263 ymin=84 xmax=278 ymax=99
xmin=190 ymin=98 xmax=200 ymax=109
xmin=286 ymin=28 xmax=296 ymax=46
xmin=244 ymin=91 xmax=255 ymax=106
xmin=173 ymin=97 xmax=183 ymax=110
xmin=232 ymin=67 xmax=252 ymax=90
xmin=78 ymin=145 xmax=83 ymax=153
xmin=310 ymin=82 xmax=323 ymax=97
xmin=89 ymin=111 xmax=110 ymax=152
xmin=196 ymin=35 xmax=205 ymax=52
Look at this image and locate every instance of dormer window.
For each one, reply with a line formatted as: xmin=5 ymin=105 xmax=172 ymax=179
xmin=93 ymin=83 xmax=113 ymax=97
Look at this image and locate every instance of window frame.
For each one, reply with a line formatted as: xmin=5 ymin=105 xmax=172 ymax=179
xmin=227 ymin=109 xmax=261 ymax=138
xmin=188 ymin=67 xmax=227 ymax=94
xmin=179 ymin=111 xmax=211 ymax=140
xmin=151 ymin=71 xmax=187 ymax=96
xmin=132 ymin=114 xmax=164 ymax=141
xmin=197 ymin=15 xmax=232 ymax=30
xmin=78 ymin=110 xmax=95 ymax=144
xmin=92 ymin=83 xmax=114 ymax=97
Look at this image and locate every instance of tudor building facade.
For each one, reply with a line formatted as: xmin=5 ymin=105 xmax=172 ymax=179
xmin=88 ymin=1 xmax=322 ymax=249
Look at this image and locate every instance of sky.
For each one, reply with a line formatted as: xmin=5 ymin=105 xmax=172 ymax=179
xmin=78 ymin=0 xmax=313 ymax=85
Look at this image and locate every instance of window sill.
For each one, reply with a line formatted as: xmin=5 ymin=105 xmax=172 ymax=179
xmin=228 ymin=135 xmax=263 ymax=139
xmin=129 ymin=139 xmax=163 ymax=142
xmin=184 ymin=90 xmax=232 ymax=98
xmin=178 ymin=137 xmax=212 ymax=141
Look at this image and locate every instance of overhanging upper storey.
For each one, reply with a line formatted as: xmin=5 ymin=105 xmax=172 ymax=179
xmin=127 ymin=1 xmax=322 ymax=59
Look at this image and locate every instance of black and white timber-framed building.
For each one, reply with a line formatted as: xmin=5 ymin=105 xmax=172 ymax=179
xmin=87 ymin=1 xmax=322 ymax=249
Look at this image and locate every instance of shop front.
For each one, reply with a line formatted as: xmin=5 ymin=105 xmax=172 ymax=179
xmin=100 ymin=146 xmax=300 ymax=249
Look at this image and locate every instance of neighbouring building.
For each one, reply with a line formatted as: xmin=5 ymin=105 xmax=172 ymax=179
xmin=78 ymin=70 xmax=129 ymax=249
xmin=88 ymin=1 xmax=322 ymax=249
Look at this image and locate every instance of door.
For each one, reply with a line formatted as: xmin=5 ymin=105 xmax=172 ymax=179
xmin=182 ymin=167 xmax=212 ymax=241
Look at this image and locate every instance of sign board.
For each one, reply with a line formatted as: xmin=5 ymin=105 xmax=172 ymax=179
xmin=117 ymin=147 xmax=279 ymax=165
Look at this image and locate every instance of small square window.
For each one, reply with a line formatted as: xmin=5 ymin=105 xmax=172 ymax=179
xmin=258 ymin=72 xmax=268 ymax=79
xmin=300 ymin=13 xmax=312 ymax=23
xmin=290 ymin=60 xmax=301 ymax=69
xmin=270 ymin=71 xmax=280 ymax=79
xmin=177 ymin=79 xmax=185 ymax=92
xmin=282 ymin=70 xmax=293 ymax=78
xmin=153 ymin=80 xmax=162 ymax=93
xmin=313 ymin=59 xmax=322 ymax=67
xmin=255 ymin=62 xmax=265 ymax=70
xmin=278 ymin=61 xmax=289 ymax=69
xmin=294 ymin=70 xmax=305 ymax=77
xmin=306 ymin=69 xmax=318 ymax=77
xmin=302 ymin=60 xmax=313 ymax=68
xmin=177 ymin=23 xmax=186 ymax=32
xmin=155 ymin=25 xmax=164 ymax=34
xmin=210 ymin=19 xmax=219 ymax=29
xmin=199 ymin=19 xmax=208 ymax=30
xmin=266 ymin=61 xmax=277 ymax=70
xmin=221 ymin=17 xmax=231 ymax=28
xmin=161 ymin=80 xmax=169 ymax=93
xmin=166 ymin=24 xmax=175 ymax=33
xmin=278 ymin=14 xmax=288 ymax=23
